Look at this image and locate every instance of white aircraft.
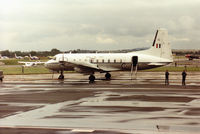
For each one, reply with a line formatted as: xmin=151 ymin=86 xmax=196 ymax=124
xmin=45 ymin=28 xmax=173 ymax=81
xmin=29 ymin=54 xmax=40 ymax=60
xmin=0 ymin=54 xmax=9 ymax=59
xmin=15 ymin=53 xmax=24 ymax=59
xmin=18 ymin=61 xmax=45 ymax=67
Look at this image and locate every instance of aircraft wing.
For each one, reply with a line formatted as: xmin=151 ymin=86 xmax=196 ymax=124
xmin=18 ymin=61 xmax=45 ymax=66
xmin=18 ymin=61 xmax=31 ymax=64
xmin=62 ymin=61 xmax=118 ymax=72
xmin=18 ymin=61 xmax=45 ymax=64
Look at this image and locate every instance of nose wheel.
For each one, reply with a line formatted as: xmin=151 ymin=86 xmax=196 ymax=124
xmin=58 ymin=70 xmax=64 ymax=80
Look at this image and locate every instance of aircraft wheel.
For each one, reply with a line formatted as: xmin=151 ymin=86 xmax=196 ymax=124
xmin=105 ymin=72 xmax=111 ymax=80
xmin=89 ymin=74 xmax=95 ymax=82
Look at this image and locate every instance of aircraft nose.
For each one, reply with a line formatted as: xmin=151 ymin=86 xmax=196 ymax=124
xmin=45 ymin=60 xmax=57 ymax=69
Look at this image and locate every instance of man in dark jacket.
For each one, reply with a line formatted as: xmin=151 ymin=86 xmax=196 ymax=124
xmin=165 ymin=70 xmax=169 ymax=85
xmin=182 ymin=70 xmax=187 ymax=86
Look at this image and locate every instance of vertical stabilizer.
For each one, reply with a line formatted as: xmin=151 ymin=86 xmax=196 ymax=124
xmin=142 ymin=28 xmax=173 ymax=61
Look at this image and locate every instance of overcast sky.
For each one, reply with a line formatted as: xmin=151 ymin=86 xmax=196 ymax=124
xmin=0 ymin=0 xmax=200 ymax=51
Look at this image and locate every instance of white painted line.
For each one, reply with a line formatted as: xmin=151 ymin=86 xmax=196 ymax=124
xmin=71 ymin=129 xmax=95 ymax=132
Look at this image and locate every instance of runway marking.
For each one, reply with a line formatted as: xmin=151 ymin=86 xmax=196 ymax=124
xmin=0 ymin=126 xmax=71 ymax=130
xmin=71 ymin=129 xmax=95 ymax=132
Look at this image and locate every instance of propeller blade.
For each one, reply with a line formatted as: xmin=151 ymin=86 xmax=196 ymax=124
xmin=59 ymin=52 xmax=65 ymax=66
xmin=62 ymin=52 xmax=64 ymax=61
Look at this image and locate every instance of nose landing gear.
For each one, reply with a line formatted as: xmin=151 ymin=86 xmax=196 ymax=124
xmin=58 ymin=70 xmax=64 ymax=80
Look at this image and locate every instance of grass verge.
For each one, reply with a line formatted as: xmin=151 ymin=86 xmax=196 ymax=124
xmin=0 ymin=66 xmax=50 ymax=75
xmin=144 ymin=66 xmax=200 ymax=72
xmin=0 ymin=65 xmax=199 ymax=75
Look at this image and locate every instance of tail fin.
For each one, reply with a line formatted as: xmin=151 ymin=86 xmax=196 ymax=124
xmin=142 ymin=28 xmax=173 ymax=61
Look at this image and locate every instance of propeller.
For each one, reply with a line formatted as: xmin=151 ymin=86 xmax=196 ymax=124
xmin=59 ymin=52 xmax=65 ymax=66
xmin=57 ymin=53 xmax=65 ymax=80
xmin=62 ymin=52 xmax=64 ymax=61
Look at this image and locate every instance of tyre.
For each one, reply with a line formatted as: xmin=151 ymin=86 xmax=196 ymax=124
xmin=89 ymin=75 xmax=95 ymax=82
xmin=105 ymin=73 xmax=111 ymax=80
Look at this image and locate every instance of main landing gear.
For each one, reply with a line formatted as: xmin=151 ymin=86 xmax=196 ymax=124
xmin=89 ymin=74 xmax=95 ymax=82
xmin=58 ymin=70 xmax=64 ymax=80
xmin=105 ymin=72 xmax=111 ymax=80
xmin=88 ymin=72 xmax=111 ymax=82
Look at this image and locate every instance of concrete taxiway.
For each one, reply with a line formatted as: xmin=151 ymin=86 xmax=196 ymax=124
xmin=0 ymin=71 xmax=200 ymax=134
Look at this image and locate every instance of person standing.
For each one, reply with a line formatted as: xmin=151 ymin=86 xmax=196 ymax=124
xmin=165 ymin=70 xmax=169 ymax=85
xmin=182 ymin=70 xmax=187 ymax=86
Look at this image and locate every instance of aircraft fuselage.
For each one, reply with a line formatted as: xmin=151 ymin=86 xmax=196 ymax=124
xmin=45 ymin=52 xmax=172 ymax=73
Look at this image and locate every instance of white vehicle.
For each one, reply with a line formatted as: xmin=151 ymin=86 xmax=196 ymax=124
xmin=18 ymin=61 xmax=45 ymax=67
xmin=15 ymin=53 xmax=23 ymax=59
xmin=45 ymin=28 xmax=173 ymax=81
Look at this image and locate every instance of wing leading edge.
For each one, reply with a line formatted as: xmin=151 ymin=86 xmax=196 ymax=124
xmin=62 ymin=60 xmax=119 ymax=73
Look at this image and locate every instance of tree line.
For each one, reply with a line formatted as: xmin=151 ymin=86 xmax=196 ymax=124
xmin=172 ymin=49 xmax=200 ymax=56
xmin=1 ymin=48 xmax=199 ymax=57
xmin=0 ymin=48 xmax=61 ymax=57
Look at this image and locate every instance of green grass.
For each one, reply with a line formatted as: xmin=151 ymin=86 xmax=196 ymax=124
xmin=173 ymin=56 xmax=186 ymax=59
xmin=0 ymin=66 xmax=50 ymax=75
xmin=144 ymin=66 xmax=200 ymax=72
xmin=1 ymin=59 xmax=20 ymax=65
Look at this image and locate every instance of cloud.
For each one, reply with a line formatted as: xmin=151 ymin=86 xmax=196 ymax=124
xmin=0 ymin=0 xmax=200 ymax=50
xmin=96 ymin=36 xmax=116 ymax=45
xmin=167 ymin=16 xmax=196 ymax=32
xmin=171 ymin=37 xmax=190 ymax=42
